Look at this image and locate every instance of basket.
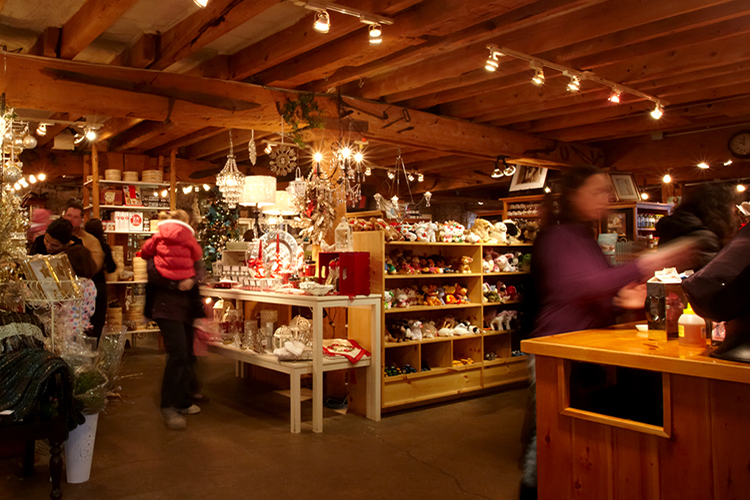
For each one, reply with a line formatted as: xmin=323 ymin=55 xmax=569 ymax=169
xmin=104 ymin=169 xmax=122 ymax=181
xmin=122 ymin=171 xmax=139 ymax=182
xmin=141 ymin=170 xmax=163 ymax=183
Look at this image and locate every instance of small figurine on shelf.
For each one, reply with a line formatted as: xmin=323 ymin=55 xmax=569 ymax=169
xmin=384 ymin=290 xmax=394 ymax=310
xmin=385 ymin=256 xmax=397 ymax=275
xmin=334 ymin=217 xmax=353 ymax=252
xmin=395 ymin=288 xmax=409 ymax=308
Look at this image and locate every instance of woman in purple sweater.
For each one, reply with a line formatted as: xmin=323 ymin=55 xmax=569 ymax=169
xmin=519 ymin=166 xmax=695 ymax=500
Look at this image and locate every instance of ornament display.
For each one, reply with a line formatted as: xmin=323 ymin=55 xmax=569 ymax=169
xmin=248 ymin=129 xmax=257 ymax=166
xmin=269 ymin=145 xmax=297 ymax=176
xmin=215 ymin=130 xmax=245 ymax=208
xmin=197 ymin=200 xmax=240 ymax=268
xmin=3 ymin=162 xmax=22 ymax=183
xmin=0 ymin=191 xmax=27 ymax=264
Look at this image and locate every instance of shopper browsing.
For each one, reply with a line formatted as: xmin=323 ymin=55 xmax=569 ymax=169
xmin=84 ymin=218 xmax=118 ymax=341
xmin=62 ymin=200 xmax=105 ymax=273
xmin=141 ymin=210 xmax=205 ymax=430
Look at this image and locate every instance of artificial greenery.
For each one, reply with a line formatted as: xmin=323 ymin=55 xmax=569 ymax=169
xmin=197 ymin=198 xmax=240 ymax=269
xmin=278 ymin=93 xmax=325 ymax=148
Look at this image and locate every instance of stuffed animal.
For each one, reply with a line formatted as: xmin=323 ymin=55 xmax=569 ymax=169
xmin=464 ymin=230 xmax=481 ymax=244
xmin=490 ymin=314 xmax=504 ymax=332
xmin=438 ymin=317 xmax=456 ymax=337
xmin=459 ymin=256 xmax=473 ymax=273
xmin=425 ymin=222 xmax=438 ymax=243
xmin=443 ymin=284 xmax=457 ymax=304
xmin=488 ymin=221 xmax=507 ymax=245
xmin=453 ymin=322 xmax=470 ymax=335
xmin=494 ymin=254 xmax=513 ymax=273
xmin=483 ymin=252 xmax=495 ymax=273
xmin=521 ymin=220 xmax=539 ymax=244
xmin=384 ymin=290 xmax=394 ymax=309
xmin=471 ymin=218 xmax=492 ymax=242
xmin=454 ymin=283 xmax=469 ymax=303
xmin=394 ymin=288 xmax=409 ymax=308
xmin=422 ymin=320 xmax=438 ymax=338
xmin=385 ymin=257 xmax=397 ymax=275
xmin=423 ymin=285 xmax=442 ymax=306
xmin=503 ymin=219 xmax=521 ymax=244
xmin=408 ymin=320 xmax=424 ymax=341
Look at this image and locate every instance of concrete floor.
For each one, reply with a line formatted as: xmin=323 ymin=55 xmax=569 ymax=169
xmin=2 ymin=348 xmax=527 ymax=500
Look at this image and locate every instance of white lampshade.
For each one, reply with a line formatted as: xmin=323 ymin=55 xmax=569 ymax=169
xmin=239 ymin=175 xmax=276 ymax=207
xmin=262 ymin=190 xmax=297 ymax=215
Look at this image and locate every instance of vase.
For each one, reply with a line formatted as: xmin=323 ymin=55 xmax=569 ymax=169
xmin=64 ymin=412 xmax=99 ymax=483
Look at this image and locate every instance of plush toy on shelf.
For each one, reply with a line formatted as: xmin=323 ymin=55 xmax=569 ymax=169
xmin=438 ymin=317 xmax=456 ymax=337
xmin=454 ymin=283 xmax=469 ymax=303
xmin=470 ymin=218 xmax=492 ymax=242
xmin=443 ymin=284 xmax=457 ymax=304
xmin=384 ymin=290 xmax=394 ymax=310
xmin=408 ymin=320 xmax=424 ymax=341
xmin=489 ymin=221 xmax=507 ymax=244
xmin=459 ymin=256 xmax=473 ymax=273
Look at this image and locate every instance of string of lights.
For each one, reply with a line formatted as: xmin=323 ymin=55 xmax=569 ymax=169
xmin=293 ymin=0 xmax=394 ymax=44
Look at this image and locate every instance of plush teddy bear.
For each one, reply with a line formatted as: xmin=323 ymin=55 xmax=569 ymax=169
xmin=503 ymin=219 xmax=521 ymax=244
xmin=443 ymin=284 xmax=457 ymax=304
xmin=459 ymin=256 xmax=473 ymax=273
xmin=394 ymin=288 xmax=409 ymax=308
xmin=408 ymin=320 xmax=423 ymax=341
xmin=422 ymin=320 xmax=438 ymax=338
xmin=488 ymin=221 xmax=507 ymax=245
xmin=471 ymin=218 xmax=492 ymax=242
xmin=454 ymin=283 xmax=469 ymax=303
xmin=422 ymin=285 xmax=442 ymax=306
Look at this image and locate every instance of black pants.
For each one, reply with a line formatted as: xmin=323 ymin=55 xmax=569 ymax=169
xmin=157 ymin=319 xmax=195 ymax=410
xmin=88 ymin=278 xmax=108 ymax=340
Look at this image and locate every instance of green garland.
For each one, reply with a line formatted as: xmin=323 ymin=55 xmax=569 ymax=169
xmin=278 ymin=94 xmax=325 ymax=148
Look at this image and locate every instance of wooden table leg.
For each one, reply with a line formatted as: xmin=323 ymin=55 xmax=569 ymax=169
xmin=49 ymin=438 xmax=63 ymax=500
xmin=290 ymin=370 xmax=301 ymax=434
xmin=312 ymin=305 xmax=324 ymax=433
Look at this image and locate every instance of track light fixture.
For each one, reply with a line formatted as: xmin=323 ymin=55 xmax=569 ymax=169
xmin=491 ymin=167 xmax=503 ymax=178
xmin=38 ymin=173 xmax=46 ymax=181
xmin=651 ymin=103 xmax=664 ymax=120
xmin=566 ymin=73 xmax=580 ymax=93
xmin=369 ymin=23 xmax=382 ymax=44
xmin=36 ymin=123 xmax=47 ymax=136
xmin=417 ymin=173 xmax=424 ymax=182
xmin=264 ymin=144 xmax=273 ymax=155
xmin=365 ymin=167 xmax=372 ymax=176
xmin=85 ymin=128 xmax=97 ymax=141
xmin=531 ymin=66 xmax=545 ymax=86
xmin=313 ymin=10 xmax=330 ymax=33
xmin=663 ymin=173 xmax=672 ymax=183
xmin=641 ymin=192 xmax=649 ymax=200
xmin=697 ymin=162 xmax=710 ymax=169
xmin=387 ymin=170 xmax=395 ymax=180
xmin=485 ymin=47 xmax=501 ymax=72
xmin=608 ymin=89 xmax=621 ymax=103
xmin=73 ymin=133 xmax=85 ymax=145
xmin=194 ymin=0 xmax=208 ymax=7
xmin=737 ymin=184 xmax=746 ymax=193
xmin=407 ymin=173 xmax=415 ymax=182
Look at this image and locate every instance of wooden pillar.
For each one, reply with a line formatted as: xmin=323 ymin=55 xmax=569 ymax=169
xmin=91 ymin=143 xmax=99 ymax=219
xmin=82 ymin=155 xmax=91 ymax=211
xmin=170 ymin=149 xmax=177 ymax=211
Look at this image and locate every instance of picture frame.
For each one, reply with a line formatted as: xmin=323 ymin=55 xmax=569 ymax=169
xmin=508 ymin=166 xmax=548 ymax=192
xmin=609 ymin=173 xmax=640 ymax=202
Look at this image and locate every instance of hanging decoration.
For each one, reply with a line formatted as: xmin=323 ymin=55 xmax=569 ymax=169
xmin=268 ymin=118 xmax=298 ymax=176
xmin=1 ymin=97 xmax=35 ymax=187
xmin=330 ymin=142 xmax=365 ymax=208
xmin=374 ymin=147 xmax=432 ymax=219
xmin=248 ymin=129 xmax=257 ymax=166
xmin=215 ymin=130 xmax=245 ymax=208
xmin=293 ymin=163 xmax=336 ymax=245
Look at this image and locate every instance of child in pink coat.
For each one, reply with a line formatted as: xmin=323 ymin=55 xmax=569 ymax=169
xmin=140 ymin=210 xmax=203 ymax=280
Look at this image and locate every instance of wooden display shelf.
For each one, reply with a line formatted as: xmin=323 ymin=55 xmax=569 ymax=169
xmin=483 ymin=329 xmax=514 ymax=337
xmin=385 ymin=303 xmax=480 ymax=314
xmin=126 ymin=328 xmax=160 ymax=334
xmin=386 ymin=241 xmax=481 ymax=247
xmin=105 ymin=231 xmax=157 ymax=235
xmin=482 ymin=300 xmax=522 ymax=306
xmin=482 ymin=242 xmax=533 ymax=247
xmin=385 ymin=273 xmax=483 ymax=279
xmin=84 ymin=179 xmax=170 ymax=188
xmin=483 ymin=272 xmax=530 ymax=276
xmin=106 ymin=280 xmax=148 ymax=285
xmin=483 ymin=356 xmax=528 ymax=368
xmin=85 ymin=205 xmax=168 ymax=211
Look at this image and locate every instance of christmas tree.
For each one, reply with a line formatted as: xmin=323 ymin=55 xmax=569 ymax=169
xmin=197 ymin=197 xmax=240 ymax=269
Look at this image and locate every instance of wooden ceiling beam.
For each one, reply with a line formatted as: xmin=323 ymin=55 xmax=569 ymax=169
xmin=226 ymin=0 xmax=422 ymax=82
xmin=108 ymin=121 xmax=176 ymax=152
xmin=353 ymin=0 xmax=729 ymax=101
xmin=1 ymin=52 xmax=601 ymax=166
xmin=97 ymin=117 xmax=143 ymax=143
xmin=28 ymin=27 xmax=61 ymax=58
xmin=60 ymin=0 xmax=140 ymax=60
xmin=147 ymin=127 xmax=224 ymax=156
xmin=184 ymin=129 xmax=267 ymax=160
xmin=253 ymin=0 xmax=534 ymax=88
xmin=128 ymin=124 xmax=216 ymax=154
xmin=34 ymin=112 xmax=72 ymax=147
xmin=110 ymin=34 xmax=157 ymax=68
xmin=148 ymin=0 xmax=279 ymax=71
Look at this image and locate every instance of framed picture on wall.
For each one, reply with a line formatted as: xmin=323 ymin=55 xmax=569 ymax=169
xmin=508 ymin=166 xmax=548 ymax=192
xmin=609 ymin=173 xmax=640 ymax=202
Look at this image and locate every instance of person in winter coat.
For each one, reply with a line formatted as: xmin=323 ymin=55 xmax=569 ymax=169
xmin=140 ymin=210 xmax=205 ymax=430
xmin=655 ymin=184 xmax=738 ymax=271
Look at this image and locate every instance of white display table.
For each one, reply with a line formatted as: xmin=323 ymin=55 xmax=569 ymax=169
xmin=199 ymin=287 xmax=382 ymax=433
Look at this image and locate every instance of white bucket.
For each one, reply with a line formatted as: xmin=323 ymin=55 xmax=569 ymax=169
xmin=64 ymin=412 xmax=99 ymax=483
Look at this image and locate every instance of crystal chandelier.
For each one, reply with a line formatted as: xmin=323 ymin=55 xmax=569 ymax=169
xmin=216 ymin=130 xmax=245 ymax=208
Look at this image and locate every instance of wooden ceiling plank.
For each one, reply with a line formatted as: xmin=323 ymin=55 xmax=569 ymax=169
xmin=34 ymin=112 xmax=72 ymax=147
xmin=28 ymin=27 xmax=61 ymax=58
xmin=147 ymin=127 xmax=225 ymax=156
xmin=185 ymin=129 xmax=272 ymax=160
xmin=253 ymin=0 xmax=538 ymax=88
xmin=60 ymin=0 xmax=140 ymax=60
xmin=396 ymin=2 xmax=750 ymax=109
xmin=129 ymin=124 xmax=213 ymax=154
xmin=354 ymin=0 xmax=732 ymax=101
xmin=227 ymin=0 xmax=422 ymax=82
xmin=149 ymin=0 xmax=279 ymax=71
xmin=110 ymin=34 xmax=157 ymax=68
xmin=108 ymin=121 xmax=176 ymax=152
xmin=305 ymin=0 xmax=591 ymax=93
xmin=97 ymin=117 xmax=143 ymax=142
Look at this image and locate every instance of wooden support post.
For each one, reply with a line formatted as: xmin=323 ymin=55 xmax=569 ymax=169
xmin=92 ymin=143 xmax=100 ymax=219
xmin=82 ymin=155 xmax=91 ymax=212
xmin=170 ymin=149 xmax=177 ymax=211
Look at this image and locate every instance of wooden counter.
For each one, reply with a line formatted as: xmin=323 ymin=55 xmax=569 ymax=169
xmin=521 ymin=325 xmax=750 ymax=500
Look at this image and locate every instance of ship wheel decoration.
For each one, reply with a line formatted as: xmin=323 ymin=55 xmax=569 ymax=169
xmin=269 ymin=145 xmax=297 ymax=176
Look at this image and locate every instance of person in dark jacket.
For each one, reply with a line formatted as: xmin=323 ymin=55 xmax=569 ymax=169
xmin=655 ymin=183 xmax=738 ymax=271
xmin=84 ymin=219 xmax=118 ymax=340
xmin=30 ymin=218 xmax=97 ymax=278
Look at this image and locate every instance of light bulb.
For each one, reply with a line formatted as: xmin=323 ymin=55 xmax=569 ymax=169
xmin=194 ymin=0 xmax=208 ymax=6
xmin=264 ymin=144 xmax=273 ymax=155
xmin=341 ymin=147 xmax=351 ymax=159
xmin=313 ymin=151 xmax=323 ymax=163
xmin=182 ymin=186 xmax=192 ymax=194
xmin=354 ymin=151 xmax=364 ymax=163
xmin=608 ymin=90 xmax=621 ymax=103
xmin=566 ymin=75 xmax=580 ymax=92
xmin=36 ymin=123 xmax=47 ymax=136
xmin=724 ymin=159 xmax=733 ymax=166
xmin=85 ymin=128 xmax=97 ymax=141
xmin=491 ymin=168 xmax=502 ymax=179
xmin=641 ymin=192 xmax=649 ymax=200
xmin=13 ymin=183 xmax=20 ymax=191
xmin=29 ymin=175 xmax=37 ymax=184
xmin=651 ymin=103 xmax=663 ymax=120
xmin=314 ymin=10 xmax=330 ymax=33
xmin=365 ymin=167 xmax=372 ymax=176
xmin=368 ymin=23 xmax=382 ymax=38
xmin=73 ymin=133 xmax=84 ymax=145
xmin=203 ymin=184 xmax=211 ymax=191
xmin=38 ymin=173 xmax=46 ymax=181
xmin=531 ymin=68 xmax=545 ymax=86
xmin=417 ymin=173 xmax=424 ymax=182
xmin=663 ymin=173 xmax=671 ymax=183
xmin=544 ymin=186 xmax=551 ymax=194
xmin=697 ymin=162 xmax=709 ymax=169
xmin=387 ymin=170 xmax=395 ymax=179
xmin=737 ymin=184 xmax=746 ymax=193
xmin=19 ymin=178 xmax=28 ymax=188
xmin=161 ymin=189 xmax=168 ymax=198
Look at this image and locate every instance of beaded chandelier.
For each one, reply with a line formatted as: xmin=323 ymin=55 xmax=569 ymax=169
xmin=216 ymin=130 xmax=245 ymax=208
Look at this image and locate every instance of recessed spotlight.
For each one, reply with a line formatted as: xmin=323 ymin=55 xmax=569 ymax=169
xmin=608 ymin=90 xmax=621 ymax=103
xmin=641 ymin=192 xmax=649 ymax=200
xmin=737 ymin=184 xmax=746 ymax=193
xmin=651 ymin=103 xmax=663 ymax=120
xmin=663 ymin=173 xmax=671 ymax=183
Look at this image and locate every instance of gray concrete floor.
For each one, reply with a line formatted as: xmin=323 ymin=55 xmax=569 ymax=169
xmin=2 ymin=348 xmax=527 ymax=500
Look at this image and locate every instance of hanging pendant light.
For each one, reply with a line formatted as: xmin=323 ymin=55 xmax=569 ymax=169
xmin=216 ymin=130 xmax=245 ymax=208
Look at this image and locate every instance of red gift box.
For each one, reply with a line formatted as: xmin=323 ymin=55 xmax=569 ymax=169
xmin=318 ymin=252 xmax=370 ymax=296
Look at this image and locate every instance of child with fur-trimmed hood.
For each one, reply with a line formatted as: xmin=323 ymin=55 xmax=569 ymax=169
xmin=140 ymin=210 xmax=203 ymax=280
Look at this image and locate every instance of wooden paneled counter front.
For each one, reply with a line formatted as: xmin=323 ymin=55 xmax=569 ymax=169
xmin=521 ymin=325 xmax=750 ymax=500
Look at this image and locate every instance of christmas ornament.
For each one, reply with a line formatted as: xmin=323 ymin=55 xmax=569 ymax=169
xmin=248 ymin=129 xmax=257 ymax=166
xmin=197 ymin=200 xmax=240 ymax=268
xmin=215 ymin=130 xmax=245 ymax=208
xmin=269 ymin=145 xmax=297 ymax=176
xmin=3 ymin=162 xmax=22 ymax=183
xmin=0 ymin=192 xmax=27 ymax=264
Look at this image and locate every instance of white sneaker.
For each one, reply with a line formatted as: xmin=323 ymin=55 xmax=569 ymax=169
xmin=177 ymin=404 xmax=201 ymax=415
xmin=161 ymin=408 xmax=187 ymax=429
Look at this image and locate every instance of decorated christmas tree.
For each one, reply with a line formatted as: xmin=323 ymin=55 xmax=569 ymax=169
xmin=197 ymin=197 xmax=240 ymax=269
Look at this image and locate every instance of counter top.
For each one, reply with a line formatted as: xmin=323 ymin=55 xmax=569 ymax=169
xmin=521 ymin=324 xmax=750 ymax=384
